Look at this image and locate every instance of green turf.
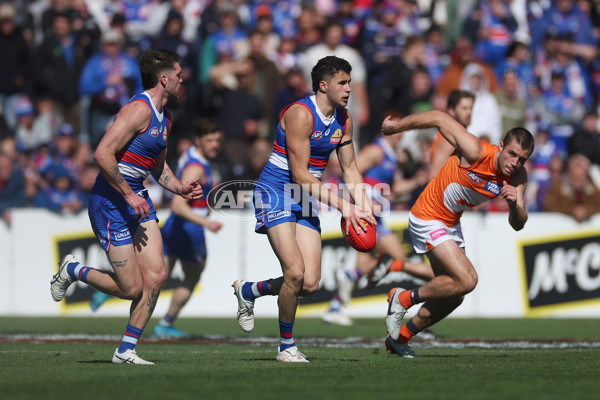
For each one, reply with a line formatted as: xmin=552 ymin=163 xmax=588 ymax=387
xmin=1 ymin=317 xmax=599 ymax=400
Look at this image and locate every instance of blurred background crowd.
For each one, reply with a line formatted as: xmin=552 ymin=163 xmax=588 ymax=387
xmin=1 ymin=0 xmax=600 ymax=225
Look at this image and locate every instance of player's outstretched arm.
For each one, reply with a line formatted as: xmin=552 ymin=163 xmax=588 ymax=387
xmin=382 ymin=111 xmax=483 ymax=165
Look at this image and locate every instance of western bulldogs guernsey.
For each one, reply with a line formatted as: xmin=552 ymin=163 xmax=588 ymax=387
xmin=362 ymin=137 xmax=398 ymax=237
xmin=254 ymin=95 xmax=347 ymax=234
xmin=88 ymin=91 xmax=170 ymax=250
xmin=162 ymin=146 xmax=213 ymax=261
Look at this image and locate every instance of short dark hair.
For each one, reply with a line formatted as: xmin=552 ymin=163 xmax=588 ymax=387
xmin=311 ymin=56 xmax=352 ymax=93
xmin=503 ymin=127 xmax=535 ymax=152
xmin=139 ymin=49 xmax=181 ymax=90
xmin=447 ymin=89 xmax=475 ymax=110
xmin=194 ymin=118 xmax=222 ymax=137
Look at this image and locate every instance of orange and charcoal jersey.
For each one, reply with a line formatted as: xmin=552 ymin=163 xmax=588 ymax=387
xmin=411 ymin=141 xmax=512 ymax=227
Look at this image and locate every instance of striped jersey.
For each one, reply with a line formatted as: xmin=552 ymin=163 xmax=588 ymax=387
xmin=113 ymin=91 xmax=171 ymax=191
xmin=363 ymin=136 xmax=397 ymax=187
xmin=265 ymin=95 xmax=347 ymax=180
xmin=411 ymin=141 xmax=511 ymax=227
xmin=175 ymin=146 xmax=213 ymax=216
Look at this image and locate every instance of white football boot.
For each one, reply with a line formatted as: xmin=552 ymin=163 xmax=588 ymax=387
xmin=385 ymin=288 xmax=408 ymax=341
xmin=276 ymin=346 xmax=309 ymax=363
xmin=50 ymin=254 xmax=78 ymax=302
xmin=232 ymin=280 xmax=255 ymax=332
xmin=112 ymin=348 xmax=155 ymax=365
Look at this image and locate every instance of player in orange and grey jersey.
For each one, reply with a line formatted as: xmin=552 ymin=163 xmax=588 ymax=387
xmin=379 ymin=110 xmax=534 ymax=357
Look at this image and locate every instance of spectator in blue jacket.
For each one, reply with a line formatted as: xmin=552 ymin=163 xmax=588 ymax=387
xmin=0 ymin=152 xmax=27 ymax=225
xmin=79 ymin=29 xmax=142 ymax=149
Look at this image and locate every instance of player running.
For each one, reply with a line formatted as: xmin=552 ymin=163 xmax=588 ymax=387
xmin=381 ymin=110 xmax=534 ymax=357
xmin=50 ymin=49 xmax=203 ymax=365
xmin=232 ymin=56 xmax=375 ymax=362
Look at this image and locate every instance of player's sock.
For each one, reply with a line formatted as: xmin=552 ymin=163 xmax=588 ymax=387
xmin=117 ymin=324 xmax=144 ymax=353
xmin=242 ymin=279 xmax=272 ymax=301
xmin=328 ymin=294 xmax=342 ymax=312
xmin=397 ymin=319 xmax=421 ymax=344
xmin=66 ymin=262 xmax=92 ymax=283
xmin=345 ymin=268 xmax=364 ymax=283
xmin=158 ymin=313 xmax=175 ymax=328
xmin=398 ymin=288 xmax=421 ymax=309
xmin=279 ymin=319 xmax=295 ymax=351
xmin=388 ymin=259 xmax=404 ymax=272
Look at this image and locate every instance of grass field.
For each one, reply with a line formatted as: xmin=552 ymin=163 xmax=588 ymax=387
xmin=1 ymin=317 xmax=599 ymax=400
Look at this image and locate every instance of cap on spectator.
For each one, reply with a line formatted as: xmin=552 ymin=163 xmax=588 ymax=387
xmin=537 ymin=121 xmax=551 ymax=132
xmin=15 ymin=96 xmax=35 ymax=118
xmin=101 ymin=29 xmax=124 ymax=44
xmin=0 ymin=3 xmax=16 ymax=20
xmin=167 ymin=9 xmax=184 ymax=22
xmin=56 ymin=123 xmax=75 ymax=138
xmin=255 ymin=4 xmax=272 ymax=19
xmin=50 ymin=165 xmax=72 ymax=183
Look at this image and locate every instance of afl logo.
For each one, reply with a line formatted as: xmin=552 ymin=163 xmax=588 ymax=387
xmin=330 ymin=129 xmax=343 ymax=144
xmin=150 ymin=127 xmax=159 ymax=137
xmin=468 ymin=172 xmax=482 ymax=184
xmin=311 ymin=131 xmax=323 ymax=140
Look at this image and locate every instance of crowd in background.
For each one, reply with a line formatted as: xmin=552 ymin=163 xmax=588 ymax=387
xmin=1 ymin=0 xmax=600 ymax=225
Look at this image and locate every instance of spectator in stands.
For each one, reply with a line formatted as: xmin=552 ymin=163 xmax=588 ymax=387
xmin=0 ymin=152 xmax=27 ymax=225
xmin=152 ymin=9 xmax=198 ymax=163
xmin=384 ymin=36 xmax=427 ymax=120
xmin=494 ymin=41 xmax=536 ymax=103
xmin=294 ymin=6 xmax=323 ymax=53
xmin=253 ymin=4 xmax=281 ymax=59
xmin=37 ymin=123 xmax=80 ymax=185
xmin=274 ymin=67 xmax=309 ymax=123
xmin=530 ymin=0 xmax=597 ymax=63
xmin=34 ymin=11 xmax=89 ymax=133
xmin=462 ymin=0 xmax=518 ymax=66
xmin=529 ymin=123 xmax=562 ymax=211
xmin=494 ymin=68 xmax=527 ymax=135
xmin=460 ymin=63 xmax=503 ymax=144
xmin=568 ymin=110 xmax=600 ymax=165
xmin=534 ymin=70 xmax=585 ymax=155
xmin=303 ymin=21 xmax=370 ymax=142
xmin=543 ymin=153 xmax=600 ymax=222
xmin=536 ymin=32 xmax=594 ymax=109
xmin=78 ymin=29 xmax=142 ymax=149
xmin=33 ymin=164 xmax=85 ymax=214
xmin=14 ymin=96 xmax=59 ymax=153
xmin=0 ymin=2 xmax=31 ymax=130
xmin=107 ymin=13 xmax=144 ymax=61
xmin=247 ymin=29 xmax=284 ymax=135
xmin=436 ymin=36 xmax=498 ymax=103
xmin=209 ymin=58 xmax=265 ymax=178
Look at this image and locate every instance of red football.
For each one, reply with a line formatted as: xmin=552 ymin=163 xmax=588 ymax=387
xmin=340 ymin=217 xmax=377 ymax=252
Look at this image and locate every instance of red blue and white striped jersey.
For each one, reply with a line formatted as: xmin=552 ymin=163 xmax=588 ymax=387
xmin=114 ymin=92 xmax=171 ymax=191
xmin=175 ymin=146 xmax=213 ymax=216
xmin=363 ymin=136 xmax=397 ymax=187
xmin=266 ymin=95 xmax=347 ymax=180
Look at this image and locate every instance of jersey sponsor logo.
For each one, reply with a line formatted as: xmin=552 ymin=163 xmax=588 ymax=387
xmin=484 ymin=181 xmax=500 ymax=195
xmin=311 ymin=131 xmax=323 ymax=140
xmin=430 ymin=228 xmax=448 ymax=241
xmin=330 ymin=129 xmax=343 ymax=144
xmin=163 ymin=126 xmax=168 ymax=141
xmin=114 ymin=229 xmax=131 ymax=241
xmin=468 ymin=172 xmax=483 ymax=184
xmin=267 ymin=210 xmax=291 ymax=222
xmin=150 ymin=127 xmax=159 ymax=137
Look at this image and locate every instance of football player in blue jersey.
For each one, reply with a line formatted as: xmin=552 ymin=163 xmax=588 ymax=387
xmin=232 ymin=56 xmax=376 ymax=362
xmin=50 ymin=49 xmax=203 ymax=365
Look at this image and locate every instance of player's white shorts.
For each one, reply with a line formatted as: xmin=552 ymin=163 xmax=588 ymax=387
xmin=408 ymin=212 xmax=465 ymax=254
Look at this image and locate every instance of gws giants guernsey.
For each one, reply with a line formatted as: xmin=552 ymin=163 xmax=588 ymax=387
xmin=411 ymin=141 xmax=512 ymax=227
